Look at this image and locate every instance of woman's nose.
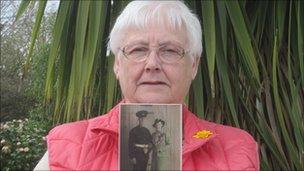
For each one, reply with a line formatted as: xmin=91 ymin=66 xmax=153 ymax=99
xmin=144 ymin=50 xmax=162 ymax=72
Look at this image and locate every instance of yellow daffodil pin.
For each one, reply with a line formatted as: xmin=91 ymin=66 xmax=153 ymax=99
xmin=193 ymin=130 xmax=213 ymax=139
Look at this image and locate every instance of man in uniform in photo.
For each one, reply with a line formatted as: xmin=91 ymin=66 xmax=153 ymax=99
xmin=128 ymin=110 xmax=153 ymax=170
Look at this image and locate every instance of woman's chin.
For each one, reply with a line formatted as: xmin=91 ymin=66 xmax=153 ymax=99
xmin=126 ymin=94 xmax=181 ymax=104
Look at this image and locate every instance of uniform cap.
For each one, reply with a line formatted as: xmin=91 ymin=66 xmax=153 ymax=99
xmin=136 ymin=110 xmax=149 ymax=118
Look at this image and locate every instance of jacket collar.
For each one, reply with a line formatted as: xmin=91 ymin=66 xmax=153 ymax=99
xmin=182 ymin=105 xmax=218 ymax=155
xmin=90 ymin=101 xmax=121 ymax=134
xmin=90 ymin=101 xmax=217 ymax=155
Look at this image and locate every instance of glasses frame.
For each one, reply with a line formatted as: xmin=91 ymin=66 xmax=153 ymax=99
xmin=119 ymin=44 xmax=190 ymax=63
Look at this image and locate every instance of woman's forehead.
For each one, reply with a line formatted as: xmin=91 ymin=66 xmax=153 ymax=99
xmin=123 ymin=40 xmax=184 ymax=47
xmin=121 ymin=25 xmax=188 ymax=47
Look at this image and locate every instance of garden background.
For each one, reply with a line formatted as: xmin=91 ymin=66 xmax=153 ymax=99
xmin=0 ymin=0 xmax=303 ymax=170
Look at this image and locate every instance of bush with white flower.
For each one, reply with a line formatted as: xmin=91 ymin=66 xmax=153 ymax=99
xmin=0 ymin=112 xmax=52 ymax=170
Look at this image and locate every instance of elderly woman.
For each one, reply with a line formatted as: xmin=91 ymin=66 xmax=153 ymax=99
xmin=35 ymin=1 xmax=259 ymax=170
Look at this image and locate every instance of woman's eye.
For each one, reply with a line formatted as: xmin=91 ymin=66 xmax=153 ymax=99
xmin=134 ymin=47 xmax=147 ymax=52
xmin=129 ymin=47 xmax=148 ymax=54
xmin=162 ymin=48 xmax=179 ymax=55
xmin=165 ymin=49 xmax=177 ymax=53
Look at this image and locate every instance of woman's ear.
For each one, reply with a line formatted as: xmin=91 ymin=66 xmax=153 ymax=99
xmin=113 ymin=56 xmax=120 ymax=80
xmin=191 ymin=57 xmax=200 ymax=80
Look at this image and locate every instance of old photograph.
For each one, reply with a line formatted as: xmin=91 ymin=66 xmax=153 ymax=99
xmin=119 ymin=104 xmax=182 ymax=171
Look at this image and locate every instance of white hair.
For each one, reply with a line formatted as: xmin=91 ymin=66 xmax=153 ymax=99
xmin=108 ymin=1 xmax=202 ymax=59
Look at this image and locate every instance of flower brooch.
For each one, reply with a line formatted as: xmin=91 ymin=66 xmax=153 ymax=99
xmin=193 ymin=130 xmax=213 ymax=139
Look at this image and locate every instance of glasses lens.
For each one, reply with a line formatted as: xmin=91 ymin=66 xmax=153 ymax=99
xmin=123 ymin=45 xmax=149 ymax=62
xmin=159 ymin=45 xmax=184 ymax=63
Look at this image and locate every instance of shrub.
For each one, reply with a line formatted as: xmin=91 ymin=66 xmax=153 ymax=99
xmin=0 ymin=107 xmax=52 ymax=170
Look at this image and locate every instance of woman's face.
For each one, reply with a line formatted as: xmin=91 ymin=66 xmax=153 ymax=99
xmin=155 ymin=122 xmax=163 ymax=131
xmin=114 ymin=25 xmax=199 ymax=103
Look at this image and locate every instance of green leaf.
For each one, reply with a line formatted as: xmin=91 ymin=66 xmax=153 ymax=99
xmin=225 ymin=1 xmax=260 ymax=87
xmin=201 ymin=0 xmax=216 ymax=98
xmin=272 ymin=30 xmax=301 ymax=170
xmin=23 ymin=1 xmax=47 ymax=76
xmin=191 ymin=63 xmax=205 ymax=118
xmin=65 ymin=0 xmax=90 ymax=121
xmin=296 ymin=0 xmax=304 ymax=86
xmin=45 ymin=0 xmax=72 ymax=102
xmin=15 ymin=0 xmax=31 ymax=22
xmin=105 ymin=54 xmax=118 ymax=112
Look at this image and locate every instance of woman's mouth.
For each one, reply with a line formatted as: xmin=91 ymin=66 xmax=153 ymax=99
xmin=139 ymin=81 xmax=168 ymax=86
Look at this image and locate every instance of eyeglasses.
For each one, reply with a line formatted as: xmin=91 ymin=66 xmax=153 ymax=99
xmin=120 ymin=44 xmax=189 ymax=63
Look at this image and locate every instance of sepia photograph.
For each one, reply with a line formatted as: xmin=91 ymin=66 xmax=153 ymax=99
xmin=119 ymin=104 xmax=182 ymax=171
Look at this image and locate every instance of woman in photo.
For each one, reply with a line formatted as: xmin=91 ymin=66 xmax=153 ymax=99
xmin=151 ymin=119 xmax=169 ymax=171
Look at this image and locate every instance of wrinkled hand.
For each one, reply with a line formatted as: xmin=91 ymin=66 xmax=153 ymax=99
xmin=131 ymin=158 xmax=136 ymax=165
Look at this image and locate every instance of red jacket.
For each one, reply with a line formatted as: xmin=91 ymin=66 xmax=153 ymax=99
xmin=47 ymin=103 xmax=259 ymax=170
